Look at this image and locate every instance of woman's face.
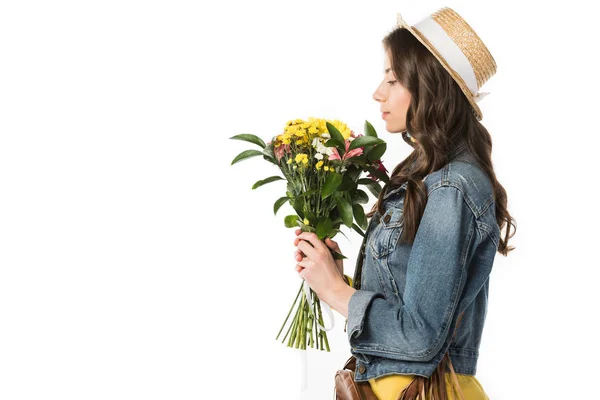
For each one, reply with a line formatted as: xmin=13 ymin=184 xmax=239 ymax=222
xmin=372 ymin=50 xmax=412 ymax=134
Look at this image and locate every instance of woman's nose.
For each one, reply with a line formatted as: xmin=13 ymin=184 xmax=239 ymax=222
xmin=373 ymin=88 xmax=384 ymax=103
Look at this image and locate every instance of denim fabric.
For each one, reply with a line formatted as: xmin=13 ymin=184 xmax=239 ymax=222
xmin=347 ymin=141 xmax=500 ymax=382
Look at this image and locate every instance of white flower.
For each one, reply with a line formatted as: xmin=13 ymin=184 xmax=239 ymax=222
xmin=314 ymin=153 xmax=323 ymax=160
xmin=311 ymin=137 xmax=335 ymax=158
xmin=320 ymin=133 xmax=331 ymax=139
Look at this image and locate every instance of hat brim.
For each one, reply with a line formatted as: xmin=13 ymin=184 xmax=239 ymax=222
xmin=397 ymin=19 xmax=483 ymax=121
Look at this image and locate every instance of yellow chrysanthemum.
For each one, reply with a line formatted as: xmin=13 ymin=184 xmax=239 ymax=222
xmin=315 ymin=160 xmax=324 ymax=170
xmin=304 ymin=117 xmax=352 ymax=139
xmin=287 ymin=158 xmax=293 ymax=165
xmin=303 ymin=217 xmax=310 ymax=225
xmin=282 ymin=117 xmax=352 ymax=144
xmin=324 ymin=166 xmax=329 ymax=171
xmin=295 ymin=154 xmax=308 ymax=164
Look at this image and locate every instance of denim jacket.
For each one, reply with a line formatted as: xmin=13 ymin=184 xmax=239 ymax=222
xmin=346 ymin=141 xmax=501 ymax=381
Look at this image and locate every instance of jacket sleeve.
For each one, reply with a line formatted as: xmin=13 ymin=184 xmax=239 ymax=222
xmin=346 ymin=184 xmax=478 ymax=362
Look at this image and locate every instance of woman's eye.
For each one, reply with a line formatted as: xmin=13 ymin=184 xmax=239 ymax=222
xmin=387 ymin=80 xmax=397 ymax=85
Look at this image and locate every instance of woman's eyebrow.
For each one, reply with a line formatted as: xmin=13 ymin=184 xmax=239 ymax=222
xmin=384 ymin=68 xmax=391 ymax=74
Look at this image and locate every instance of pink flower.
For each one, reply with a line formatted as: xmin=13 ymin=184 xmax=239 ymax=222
xmin=274 ymin=143 xmax=291 ymax=162
xmin=329 ymin=138 xmax=364 ymax=161
xmin=367 ymin=159 xmax=388 ymax=181
xmin=328 ymin=147 xmax=341 ymax=161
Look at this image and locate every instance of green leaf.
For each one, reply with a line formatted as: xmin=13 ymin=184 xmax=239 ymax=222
xmin=262 ymin=155 xmax=277 ymax=165
xmin=346 ymin=165 xmax=362 ymax=182
xmin=321 ymin=172 xmax=343 ymax=200
xmin=316 ymin=218 xmax=333 ymax=240
xmin=366 ymin=182 xmax=382 ymax=197
xmin=353 ymin=189 xmax=369 ymax=204
xmin=252 ymin=176 xmax=285 ymax=190
xmin=357 ymin=178 xmax=375 ymax=185
xmin=366 ymin=166 xmax=390 ymax=184
xmin=324 ymin=138 xmax=339 ymax=148
xmin=352 ymin=223 xmax=366 ymax=238
xmin=325 ymin=122 xmax=346 ymax=149
xmin=273 ymin=196 xmax=289 ymax=216
xmin=337 ymin=175 xmax=356 ymax=192
xmin=364 ymin=120 xmax=378 ymax=137
xmin=335 ymin=196 xmax=353 ymax=228
xmin=284 ymin=215 xmax=300 ymax=228
xmin=352 ymin=203 xmax=367 ymax=230
xmin=331 ymin=250 xmax=348 ymax=260
xmin=229 ymin=133 xmax=266 ymax=149
xmin=367 ymin=143 xmax=387 ymax=162
xmin=348 ymin=136 xmax=385 ymax=152
xmin=230 ymin=149 xmax=265 ymax=165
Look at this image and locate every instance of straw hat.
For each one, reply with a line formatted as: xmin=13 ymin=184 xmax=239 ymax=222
xmin=396 ymin=7 xmax=496 ymax=121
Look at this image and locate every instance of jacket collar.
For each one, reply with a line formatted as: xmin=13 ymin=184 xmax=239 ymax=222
xmin=449 ymin=140 xmax=468 ymax=159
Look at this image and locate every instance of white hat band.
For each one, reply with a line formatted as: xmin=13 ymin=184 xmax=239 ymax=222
xmin=412 ymin=16 xmax=479 ymax=97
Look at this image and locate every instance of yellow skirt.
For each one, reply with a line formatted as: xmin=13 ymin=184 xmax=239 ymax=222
xmin=368 ymin=373 xmax=489 ymax=400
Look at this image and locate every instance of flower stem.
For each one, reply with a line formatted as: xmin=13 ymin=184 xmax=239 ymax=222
xmin=313 ymin=291 xmax=319 ymax=350
xmin=316 ymin=298 xmax=331 ymax=352
xmin=276 ymin=281 xmax=303 ymax=340
xmin=295 ymin=289 xmax=305 ymax=348
xmin=287 ymin=299 xmax=301 ymax=346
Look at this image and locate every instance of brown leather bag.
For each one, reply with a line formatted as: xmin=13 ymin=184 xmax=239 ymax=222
xmin=334 ymin=355 xmax=378 ymax=400
xmin=334 ymin=312 xmax=466 ymax=400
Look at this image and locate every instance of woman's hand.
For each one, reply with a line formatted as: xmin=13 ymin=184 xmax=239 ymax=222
xmin=293 ymin=230 xmax=345 ymax=304
xmin=295 ymin=228 xmax=343 ymax=277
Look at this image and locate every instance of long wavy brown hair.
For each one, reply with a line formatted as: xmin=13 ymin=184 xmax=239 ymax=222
xmin=367 ymin=27 xmax=516 ymax=256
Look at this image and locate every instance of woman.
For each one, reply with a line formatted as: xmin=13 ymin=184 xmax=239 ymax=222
xmin=293 ymin=7 xmax=515 ymax=400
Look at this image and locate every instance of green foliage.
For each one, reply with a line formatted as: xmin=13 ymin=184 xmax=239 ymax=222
xmin=230 ymin=149 xmax=265 ymax=165
xmin=252 ymin=176 xmax=284 ymax=190
xmin=364 ymin=120 xmax=378 ymax=137
xmin=274 ymin=196 xmax=289 ymax=215
xmin=229 ymin=133 xmax=266 ymax=149
xmin=348 ymin=136 xmax=384 ymax=152
xmin=284 ymin=215 xmax=299 ymax=228
xmin=321 ymin=172 xmax=343 ymax=200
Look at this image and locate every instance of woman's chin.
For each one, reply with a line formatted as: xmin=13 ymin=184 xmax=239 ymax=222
xmin=385 ymin=122 xmax=405 ymax=134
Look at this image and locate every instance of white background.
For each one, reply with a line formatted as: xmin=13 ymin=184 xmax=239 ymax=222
xmin=1 ymin=1 xmax=598 ymax=399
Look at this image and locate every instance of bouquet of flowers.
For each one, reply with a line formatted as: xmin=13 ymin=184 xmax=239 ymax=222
xmin=230 ymin=117 xmax=389 ymax=352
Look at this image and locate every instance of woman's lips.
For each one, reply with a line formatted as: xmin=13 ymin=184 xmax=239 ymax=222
xmin=382 ymin=112 xmax=390 ymax=119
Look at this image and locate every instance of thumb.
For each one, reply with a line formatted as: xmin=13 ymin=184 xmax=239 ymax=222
xmin=325 ymin=238 xmax=339 ymax=250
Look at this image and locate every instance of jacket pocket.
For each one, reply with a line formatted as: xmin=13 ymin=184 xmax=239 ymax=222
xmin=368 ymin=205 xmax=404 ymax=258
